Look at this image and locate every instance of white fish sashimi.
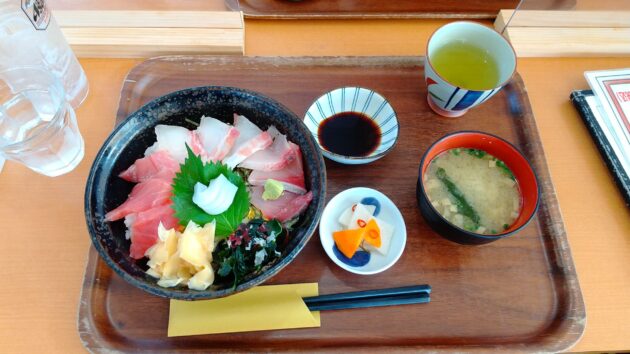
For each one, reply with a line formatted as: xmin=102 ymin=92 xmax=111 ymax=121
xmin=223 ymin=132 xmax=272 ymax=169
xmin=248 ymin=143 xmax=307 ymax=194
xmin=249 ymin=186 xmax=313 ymax=222
xmin=238 ymin=130 xmax=295 ymax=171
xmin=230 ymin=114 xmax=262 ymax=148
xmin=196 ymin=116 xmax=240 ymax=162
xmin=267 ymin=126 xmax=281 ymax=139
xmin=223 ymin=114 xmax=273 ymax=168
xmin=144 ymin=124 xmax=203 ymax=162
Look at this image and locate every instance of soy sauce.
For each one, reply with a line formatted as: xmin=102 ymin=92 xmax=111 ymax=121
xmin=317 ymin=112 xmax=381 ymax=156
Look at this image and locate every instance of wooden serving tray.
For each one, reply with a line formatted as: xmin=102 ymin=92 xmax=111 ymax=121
xmin=78 ymin=56 xmax=585 ymax=352
xmin=225 ymin=0 xmax=520 ymax=19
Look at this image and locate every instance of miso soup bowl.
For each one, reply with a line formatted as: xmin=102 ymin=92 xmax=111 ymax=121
xmin=416 ymin=131 xmax=540 ymax=245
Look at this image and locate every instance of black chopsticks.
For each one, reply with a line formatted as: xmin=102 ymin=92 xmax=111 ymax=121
xmin=303 ymin=284 xmax=431 ymax=311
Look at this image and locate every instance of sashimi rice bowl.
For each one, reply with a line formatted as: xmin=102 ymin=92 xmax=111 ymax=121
xmin=85 ymin=87 xmax=326 ymax=300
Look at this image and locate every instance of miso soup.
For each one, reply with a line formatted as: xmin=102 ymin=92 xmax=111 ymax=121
xmin=424 ymin=148 xmax=521 ymax=235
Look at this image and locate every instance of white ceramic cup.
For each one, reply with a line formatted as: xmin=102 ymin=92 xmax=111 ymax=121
xmin=424 ymin=21 xmax=516 ymax=118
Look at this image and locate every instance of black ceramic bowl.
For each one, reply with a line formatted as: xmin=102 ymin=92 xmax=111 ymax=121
xmin=85 ymin=86 xmax=326 ymax=300
xmin=416 ymin=131 xmax=540 ymax=245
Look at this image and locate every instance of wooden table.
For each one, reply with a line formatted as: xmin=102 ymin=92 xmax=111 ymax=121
xmin=1 ymin=5 xmax=629 ymax=353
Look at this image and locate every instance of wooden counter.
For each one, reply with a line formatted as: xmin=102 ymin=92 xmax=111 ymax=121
xmin=0 ymin=13 xmax=628 ymax=353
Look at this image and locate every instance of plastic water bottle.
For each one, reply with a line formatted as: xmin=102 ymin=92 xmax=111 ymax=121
xmin=0 ymin=0 xmax=88 ymax=108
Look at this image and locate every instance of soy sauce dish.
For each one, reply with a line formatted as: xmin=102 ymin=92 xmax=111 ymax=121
xmin=319 ymin=187 xmax=406 ymax=275
xmin=303 ymin=87 xmax=399 ymax=164
xmin=416 ymin=131 xmax=540 ymax=245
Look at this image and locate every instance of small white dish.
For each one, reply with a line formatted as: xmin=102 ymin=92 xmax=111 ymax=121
xmin=303 ymin=87 xmax=399 ymax=165
xmin=319 ymin=187 xmax=407 ymax=275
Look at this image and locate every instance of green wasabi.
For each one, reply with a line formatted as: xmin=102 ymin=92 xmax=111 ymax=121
xmin=262 ymin=179 xmax=284 ymax=201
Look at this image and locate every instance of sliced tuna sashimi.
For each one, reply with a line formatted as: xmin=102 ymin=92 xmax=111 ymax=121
xmin=250 ymin=186 xmax=313 ymax=222
xmin=119 ymin=150 xmax=180 ymax=183
xmin=238 ymin=130 xmax=295 ymax=171
xmin=196 ymin=116 xmax=240 ymax=162
xmin=105 ymin=178 xmax=173 ymax=221
xmin=144 ymin=124 xmax=206 ymax=162
xmin=248 ymin=143 xmax=307 ymax=194
xmin=223 ymin=114 xmax=273 ymax=168
xmin=130 ymin=235 xmax=157 ymax=260
xmin=128 ymin=204 xmax=179 ymax=259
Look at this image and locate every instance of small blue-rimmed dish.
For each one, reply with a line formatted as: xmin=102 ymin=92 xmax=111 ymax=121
xmin=303 ymin=87 xmax=399 ymax=165
xmin=319 ymin=187 xmax=407 ymax=275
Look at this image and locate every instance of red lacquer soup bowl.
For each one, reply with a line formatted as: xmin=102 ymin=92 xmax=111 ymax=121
xmin=416 ymin=131 xmax=540 ymax=245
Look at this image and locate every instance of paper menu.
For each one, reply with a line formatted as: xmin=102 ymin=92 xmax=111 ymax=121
xmin=585 ymin=69 xmax=630 ymax=176
xmin=168 ymin=283 xmax=320 ymax=337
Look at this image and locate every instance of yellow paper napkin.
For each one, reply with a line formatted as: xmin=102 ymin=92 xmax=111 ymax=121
xmin=168 ymin=283 xmax=320 ymax=337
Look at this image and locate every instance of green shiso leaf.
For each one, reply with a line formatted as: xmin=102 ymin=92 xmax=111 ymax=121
xmin=171 ymin=146 xmax=250 ymax=238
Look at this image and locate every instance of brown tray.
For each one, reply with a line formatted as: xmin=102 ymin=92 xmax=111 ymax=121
xmin=78 ymin=56 xmax=585 ymax=352
xmin=225 ymin=0 xmax=573 ymax=19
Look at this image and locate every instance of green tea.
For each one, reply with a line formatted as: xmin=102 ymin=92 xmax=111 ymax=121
xmin=431 ymin=41 xmax=500 ymax=91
